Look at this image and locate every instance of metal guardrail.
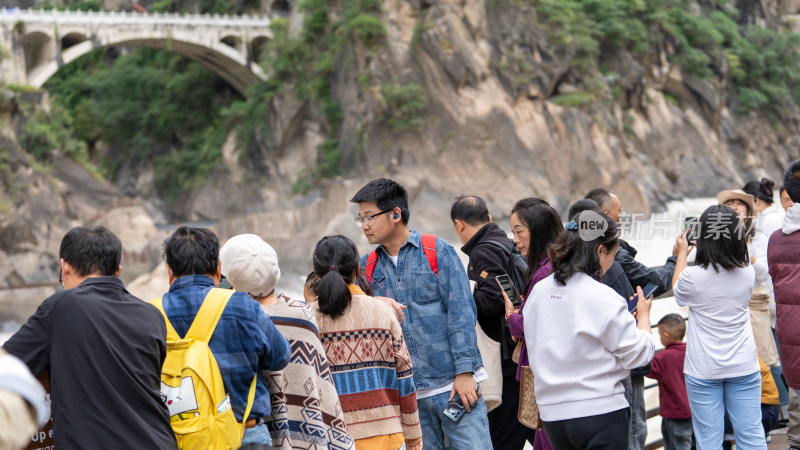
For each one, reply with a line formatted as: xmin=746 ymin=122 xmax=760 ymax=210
xmin=0 ymin=7 xmax=270 ymax=27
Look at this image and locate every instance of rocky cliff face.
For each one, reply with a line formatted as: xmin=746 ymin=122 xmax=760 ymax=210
xmin=2 ymin=0 xmax=798 ymax=321
xmin=253 ymin=0 xmax=796 ymax=222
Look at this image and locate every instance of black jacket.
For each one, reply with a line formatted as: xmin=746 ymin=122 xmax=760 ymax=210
xmin=3 ymin=277 xmax=178 ymax=449
xmin=603 ymin=260 xmax=635 ymax=301
xmin=616 ymin=240 xmax=677 ymax=297
xmin=461 ymin=223 xmax=518 ymax=375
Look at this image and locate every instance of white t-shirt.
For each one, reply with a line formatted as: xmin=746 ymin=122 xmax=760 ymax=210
xmin=415 ymin=367 xmax=488 ymax=399
xmin=673 ymin=264 xmax=759 ymax=379
xmin=757 ymin=204 xmax=784 ymax=237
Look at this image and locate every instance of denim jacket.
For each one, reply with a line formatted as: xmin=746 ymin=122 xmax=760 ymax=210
xmin=361 ymin=230 xmax=482 ymax=390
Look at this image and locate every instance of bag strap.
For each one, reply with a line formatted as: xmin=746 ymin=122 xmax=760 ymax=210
xmin=149 ymin=297 xmax=181 ymax=342
xmin=364 ymin=234 xmax=438 ymax=283
xmin=421 ymin=234 xmax=438 ymax=275
xmin=241 ymin=374 xmax=258 ymax=430
xmin=185 ymin=288 xmax=235 ymax=343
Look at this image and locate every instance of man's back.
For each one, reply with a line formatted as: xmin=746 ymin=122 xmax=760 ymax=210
xmin=3 ymin=277 xmax=177 ymax=449
xmin=161 ymin=274 xmax=290 ymax=421
xmin=460 ymin=222 xmax=515 ymax=344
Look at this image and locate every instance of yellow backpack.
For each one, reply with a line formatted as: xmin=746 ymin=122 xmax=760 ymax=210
xmin=150 ymin=288 xmax=257 ymax=450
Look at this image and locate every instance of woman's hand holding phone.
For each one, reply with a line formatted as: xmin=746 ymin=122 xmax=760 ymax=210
xmin=634 ymin=286 xmax=653 ymax=332
xmin=499 ymin=287 xmax=519 ymax=318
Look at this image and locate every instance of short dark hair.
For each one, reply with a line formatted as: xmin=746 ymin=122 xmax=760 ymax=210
xmin=568 ymin=199 xmax=602 ymax=220
xmin=511 ymin=198 xmax=564 ymax=287
xmin=163 ymin=227 xmax=220 ymax=278
xmin=584 ymin=188 xmax=614 ymax=211
xmin=549 ymin=211 xmax=618 ymax=286
xmin=350 ymin=178 xmax=410 ymax=225
xmin=450 ymin=195 xmax=490 ymax=226
xmin=694 ymin=205 xmax=749 ymax=273
xmin=59 ymin=226 xmax=122 ymax=277
xmin=657 ymin=313 xmax=686 ymax=340
xmin=784 ymin=160 xmax=800 ymax=203
xmin=742 ymin=178 xmax=776 ymax=204
xmin=313 ymin=235 xmax=361 ymax=317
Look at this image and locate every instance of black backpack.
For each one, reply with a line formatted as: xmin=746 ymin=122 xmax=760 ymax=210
xmin=480 ymin=239 xmax=529 ymax=295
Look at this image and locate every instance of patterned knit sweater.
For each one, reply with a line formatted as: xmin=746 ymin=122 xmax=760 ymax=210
xmin=262 ymin=294 xmax=355 ymax=450
xmin=312 ymin=292 xmax=422 ymax=441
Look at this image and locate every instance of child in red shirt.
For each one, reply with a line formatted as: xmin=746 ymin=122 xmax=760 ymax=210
xmin=647 ymin=313 xmax=694 ymax=450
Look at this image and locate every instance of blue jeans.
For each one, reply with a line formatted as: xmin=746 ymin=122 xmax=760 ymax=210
xmin=630 ymin=374 xmax=647 ymax=450
xmin=417 ymin=391 xmax=493 ymax=450
xmin=661 ymin=418 xmax=694 ymax=450
xmin=241 ymin=422 xmax=271 ymax=446
xmin=684 ymin=372 xmax=765 ymax=450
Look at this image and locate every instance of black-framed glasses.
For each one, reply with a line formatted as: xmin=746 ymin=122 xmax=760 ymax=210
xmin=354 ymin=208 xmax=393 ymax=227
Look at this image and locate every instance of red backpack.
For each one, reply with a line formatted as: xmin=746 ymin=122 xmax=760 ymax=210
xmin=363 ymin=234 xmax=438 ymax=282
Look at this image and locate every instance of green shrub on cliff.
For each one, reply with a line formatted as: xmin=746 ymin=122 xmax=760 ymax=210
xmin=20 ymin=104 xmax=87 ymax=164
xmin=521 ymin=0 xmax=800 ymax=119
xmin=45 ymin=48 xmax=238 ymax=199
xmin=381 ymin=82 xmax=427 ymax=132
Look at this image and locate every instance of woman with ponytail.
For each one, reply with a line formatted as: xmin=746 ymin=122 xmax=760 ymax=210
xmin=311 ymin=235 xmax=423 ymax=450
xmin=743 ymin=177 xmax=783 ymax=236
xmin=523 ymin=212 xmax=655 ymax=450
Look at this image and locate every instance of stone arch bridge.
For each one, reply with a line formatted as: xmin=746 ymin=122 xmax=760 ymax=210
xmin=0 ymin=8 xmax=273 ymax=93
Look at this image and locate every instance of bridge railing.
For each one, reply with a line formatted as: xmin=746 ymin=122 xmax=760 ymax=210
xmin=0 ymin=7 xmax=270 ymax=27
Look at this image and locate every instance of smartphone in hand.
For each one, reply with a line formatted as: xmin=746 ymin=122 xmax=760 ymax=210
xmin=684 ymin=217 xmax=699 ymax=246
xmin=496 ymin=274 xmax=522 ymax=307
xmin=641 ymin=283 xmax=658 ymax=300
xmin=443 ymin=395 xmax=467 ymax=423
xmin=629 ymin=283 xmax=658 ymax=313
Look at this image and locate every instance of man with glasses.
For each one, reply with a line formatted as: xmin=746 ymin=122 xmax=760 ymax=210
xmin=351 ymin=178 xmax=492 ymax=449
xmin=2 ymin=226 xmax=178 ymax=448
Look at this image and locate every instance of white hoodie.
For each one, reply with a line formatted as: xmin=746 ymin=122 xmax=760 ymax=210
xmin=523 ymin=273 xmax=655 ymax=421
xmin=782 ymin=203 xmax=800 ymax=235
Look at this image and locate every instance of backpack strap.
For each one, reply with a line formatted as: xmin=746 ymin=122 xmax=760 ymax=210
xmin=364 ymin=249 xmax=378 ymax=283
xmin=421 ymin=234 xmax=438 ymax=275
xmin=364 ymin=234 xmax=438 ymax=283
xmin=241 ymin=374 xmax=258 ymax=430
xmin=149 ymin=297 xmax=181 ymax=342
xmin=185 ymin=288 xmax=236 ymax=343
xmin=479 ymin=239 xmax=513 ymax=257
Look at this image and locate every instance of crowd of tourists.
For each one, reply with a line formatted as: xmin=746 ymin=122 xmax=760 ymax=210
xmin=2 ymin=159 xmax=800 ymax=450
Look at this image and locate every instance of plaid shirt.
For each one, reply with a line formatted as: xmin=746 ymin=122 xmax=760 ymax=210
xmin=162 ymin=275 xmax=290 ymax=421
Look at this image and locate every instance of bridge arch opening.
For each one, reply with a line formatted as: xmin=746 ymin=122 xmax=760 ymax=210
xmin=30 ymin=37 xmax=266 ymax=95
xmin=271 ymin=0 xmax=291 ymax=18
xmin=221 ymin=35 xmax=241 ymax=51
xmin=251 ymin=36 xmax=270 ymax=65
xmin=61 ymin=32 xmax=88 ymax=51
xmin=23 ymin=31 xmax=53 ymax=74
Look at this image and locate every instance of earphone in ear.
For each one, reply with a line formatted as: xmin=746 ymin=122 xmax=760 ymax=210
xmin=393 ymin=212 xmax=399 ymax=219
